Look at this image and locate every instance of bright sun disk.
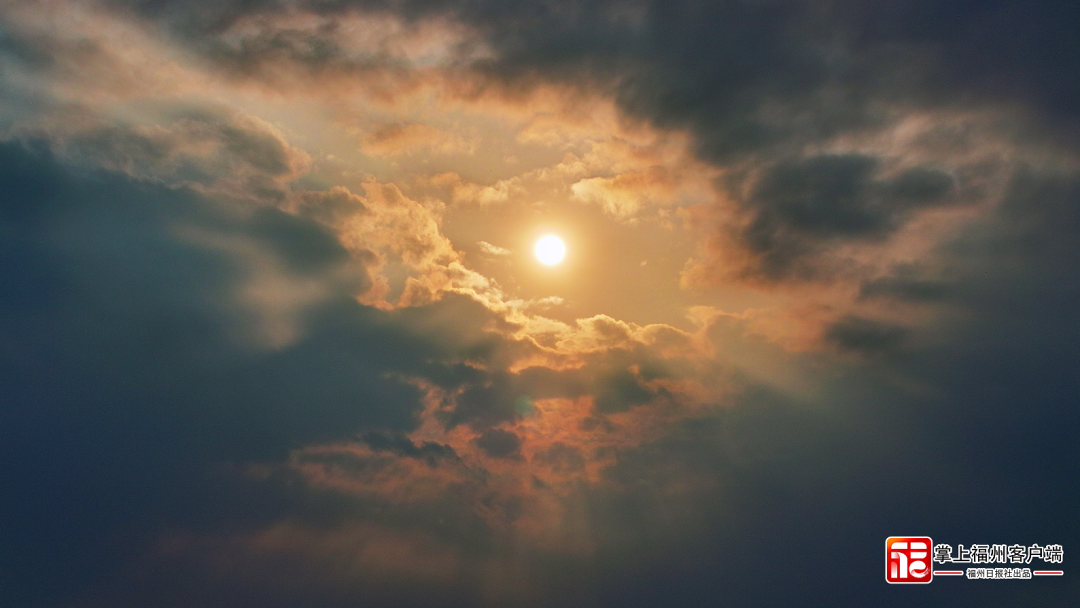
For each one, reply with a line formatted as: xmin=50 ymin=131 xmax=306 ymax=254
xmin=535 ymin=235 xmax=565 ymax=265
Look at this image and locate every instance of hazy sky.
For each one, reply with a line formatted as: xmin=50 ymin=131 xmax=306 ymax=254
xmin=1 ymin=1 xmax=1077 ymax=606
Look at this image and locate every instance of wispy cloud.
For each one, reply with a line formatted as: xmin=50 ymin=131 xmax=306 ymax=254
xmin=477 ymin=241 xmax=511 ymax=256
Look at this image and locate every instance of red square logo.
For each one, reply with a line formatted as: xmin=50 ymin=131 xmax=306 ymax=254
xmin=886 ymin=537 xmax=933 ymax=583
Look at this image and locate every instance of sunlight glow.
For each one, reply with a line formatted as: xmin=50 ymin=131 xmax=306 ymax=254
xmin=534 ymin=235 xmax=566 ymax=265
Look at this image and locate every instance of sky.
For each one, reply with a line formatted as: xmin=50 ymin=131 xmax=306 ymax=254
xmin=0 ymin=1 xmax=1078 ymax=606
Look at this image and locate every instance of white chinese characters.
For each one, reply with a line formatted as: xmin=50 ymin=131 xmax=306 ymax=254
xmin=933 ymin=543 xmax=1064 ymax=564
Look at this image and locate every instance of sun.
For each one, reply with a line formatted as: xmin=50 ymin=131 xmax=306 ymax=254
xmin=534 ymin=235 xmax=566 ymax=265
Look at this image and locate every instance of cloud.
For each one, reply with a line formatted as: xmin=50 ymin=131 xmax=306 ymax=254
xmin=858 ymin=268 xmax=951 ymax=303
xmin=570 ymin=166 xmax=676 ymax=219
xmin=428 ymin=171 xmax=525 ymax=206
xmin=471 ymin=428 xmax=523 ymax=460
xmin=729 ymin=153 xmax=958 ymax=281
xmin=10 ymin=107 xmax=311 ymax=202
xmin=477 ymin=240 xmax=511 ymax=256
xmin=0 ymin=137 xmax=429 ymax=603
xmin=823 ymin=314 xmax=909 ymax=355
xmin=292 ymin=182 xmax=484 ymax=308
xmin=359 ymin=122 xmax=474 ymax=156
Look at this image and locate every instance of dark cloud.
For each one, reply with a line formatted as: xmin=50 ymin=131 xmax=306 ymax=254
xmin=359 ymin=430 xmax=460 ymax=465
xmin=99 ymin=1 xmax=1080 ymax=148
xmin=736 ymin=154 xmax=957 ymax=280
xmin=859 ymin=271 xmax=952 ymax=303
xmin=534 ymin=442 xmax=585 ymax=475
xmin=593 ymin=367 xmax=658 ymax=413
xmin=471 ymin=428 xmax=522 ymax=460
xmin=249 ymin=206 xmax=352 ymax=275
xmin=0 ymin=137 xmax=519 ymax=606
xmin=888 ymin=165 xmax=957 ymax=203
xmin=825 ymin=314 xmax=909 ymax=354
xmin=750 ymin=154 xmax=888 ymax=238
xmin=17 ymin=108 xmax=307 ymax=200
